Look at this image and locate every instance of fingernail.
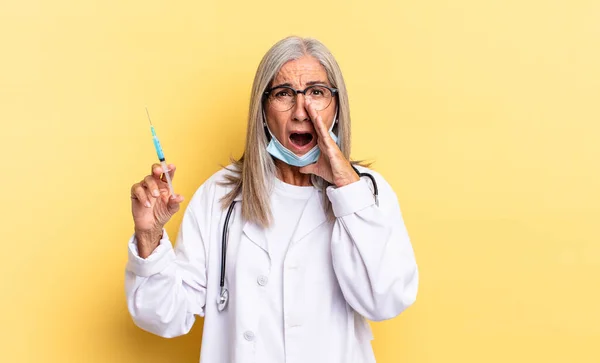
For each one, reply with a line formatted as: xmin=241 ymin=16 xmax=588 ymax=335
xmin=145 ymin=201 xmax=151 ymax=208
xmin=152 ymin=189 xmax=160 ymax=197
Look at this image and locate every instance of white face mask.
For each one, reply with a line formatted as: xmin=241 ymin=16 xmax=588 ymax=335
xmin=264 ymin=110 xmax=339 ymax=167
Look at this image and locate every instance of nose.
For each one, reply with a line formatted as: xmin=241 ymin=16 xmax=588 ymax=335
xmin=291 ymin=93 xmax=309 ymax=122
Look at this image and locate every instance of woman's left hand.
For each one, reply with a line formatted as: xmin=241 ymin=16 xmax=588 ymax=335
xmin=299 ymin=99 xmax=360 ymax=187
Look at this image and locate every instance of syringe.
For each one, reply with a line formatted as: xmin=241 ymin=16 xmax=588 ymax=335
xmin=145 ymin=106 xmax=176 ymax=197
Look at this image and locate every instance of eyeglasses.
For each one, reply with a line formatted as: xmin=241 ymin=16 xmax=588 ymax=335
xmin=264 ymin=84 xmax=338 ymax=112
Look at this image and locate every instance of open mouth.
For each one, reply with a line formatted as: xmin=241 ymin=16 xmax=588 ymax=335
xmin=289 ymin=133 xmax=314 ymax=148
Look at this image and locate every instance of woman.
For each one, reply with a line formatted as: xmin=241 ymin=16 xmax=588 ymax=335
xmin=126 ymin=36 xmax=418 ymax=363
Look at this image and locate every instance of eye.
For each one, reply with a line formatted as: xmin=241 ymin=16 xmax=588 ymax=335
xmin=308 ymin=86 xmax=328 ymax=97
xmin=273 ymin=88 xmax=293 ymax=99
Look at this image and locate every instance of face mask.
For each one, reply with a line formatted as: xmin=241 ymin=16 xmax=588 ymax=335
xmin=265 ymin=112 xmax=339 ymax=167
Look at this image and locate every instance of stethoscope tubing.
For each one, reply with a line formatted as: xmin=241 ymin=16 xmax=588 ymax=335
xmin=217 ymin=169 xmax=378 ymax=310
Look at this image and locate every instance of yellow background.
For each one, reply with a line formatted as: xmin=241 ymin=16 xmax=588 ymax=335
xmin=1 ymin=0 xmax=599 ymax=362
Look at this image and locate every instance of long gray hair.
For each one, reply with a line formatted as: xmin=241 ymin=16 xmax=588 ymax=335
xmin=220 ymin=36 xmax=355 ymax=227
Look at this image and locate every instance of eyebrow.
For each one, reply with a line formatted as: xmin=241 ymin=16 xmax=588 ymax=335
xmin=270 ymin=80 xmax=329 ymax=89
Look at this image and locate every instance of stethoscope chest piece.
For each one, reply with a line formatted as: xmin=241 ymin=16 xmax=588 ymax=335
xmin=218 ymin=286 xmax=229 ymax=311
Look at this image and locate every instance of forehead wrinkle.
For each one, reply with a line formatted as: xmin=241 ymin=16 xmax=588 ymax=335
xmin=273 ymin=58 xmax=327 ymax=88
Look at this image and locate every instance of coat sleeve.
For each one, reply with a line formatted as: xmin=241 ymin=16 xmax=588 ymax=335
xmin=326 ymin=170 xmax=418 ymax=321
xmin=124 ymin=181 xmax=214 ymax=338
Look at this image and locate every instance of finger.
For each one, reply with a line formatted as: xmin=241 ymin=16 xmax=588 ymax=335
xmin=143 ymin=175 xmax=161 ymax=198
xmin=131 ymin=183 xmax=152 ymax=208
xmin=160 ymin=164 xmax=176 ymax=182
xmin=315 ymin=114 xmax=332 ymax=144
xmin=152 ymin=163 xmax=176 ymax=181
xmin=305 ymin=100 xmax=333 ymax=144
xmin=151 ymin=163 xmax=162 ymax=177
xmin=305 ymin=99 xmax=320 ymax=130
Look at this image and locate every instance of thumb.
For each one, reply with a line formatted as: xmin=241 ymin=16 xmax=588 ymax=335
xmin=167 ymin=194 xmax=184 ymax=214
xmin=299 ymin=164 xmax=317 ymax=175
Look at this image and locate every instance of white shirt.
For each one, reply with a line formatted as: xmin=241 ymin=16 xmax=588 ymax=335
xmin=257 ymin=178 xmax=314 ymax=363
xmin=125 ymin=165 xmax=419 ymax=363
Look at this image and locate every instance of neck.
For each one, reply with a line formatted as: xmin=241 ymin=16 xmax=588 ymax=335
xmin=274 ymin=159 xmax=312 ymax=186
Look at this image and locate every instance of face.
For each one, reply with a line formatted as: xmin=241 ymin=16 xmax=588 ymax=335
xmin=264 ymin=55 xmax=337 ymax=155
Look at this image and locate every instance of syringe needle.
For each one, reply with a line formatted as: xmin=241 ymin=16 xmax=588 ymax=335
xmin=145 ymin=106 xmax=153 ymax=125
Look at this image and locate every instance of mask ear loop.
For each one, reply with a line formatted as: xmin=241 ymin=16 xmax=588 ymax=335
xmin=262 ymin=109 xmax=271 ymax=142
xmin=332 ymin=106 xmax=340 ymax=142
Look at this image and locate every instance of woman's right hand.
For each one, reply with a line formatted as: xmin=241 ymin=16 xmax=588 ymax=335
xmin=130 ymin=163 xmax=184 ymax=257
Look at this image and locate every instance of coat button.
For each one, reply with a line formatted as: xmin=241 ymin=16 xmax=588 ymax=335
xmin=243 ymin=330 xmax=255 ymax=341
xmin=257 ymin=275 xmax=268 ymax=286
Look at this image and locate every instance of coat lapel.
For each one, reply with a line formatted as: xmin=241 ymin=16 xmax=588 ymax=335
xmin=232 ymin=192 xmax=268 ymax=255
xmin=242 ymin=220 xmax=269 ymax=254
xmin=290 ymin=190 xmax=329 ymax=243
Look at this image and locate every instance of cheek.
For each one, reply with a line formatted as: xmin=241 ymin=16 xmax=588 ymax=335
xmin=324 ymin=99 xmax=338 ymax=127
xmin=322 ymin=108 xmax=337 ymax=129
xmin=265 ymin=108 xmax=289 ymax=136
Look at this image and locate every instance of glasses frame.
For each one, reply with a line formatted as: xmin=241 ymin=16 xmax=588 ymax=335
xmin=263 ymin=84 xmax=339 ymax=112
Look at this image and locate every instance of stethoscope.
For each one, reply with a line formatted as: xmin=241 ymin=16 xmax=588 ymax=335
xmin=217 ymin=165 xmax=378 ymax=311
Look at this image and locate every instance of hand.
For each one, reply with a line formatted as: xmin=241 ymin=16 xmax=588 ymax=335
xmin=299 ymin=100 xmax=359 ymax=187
xmin=130 ymin=163 xmax=184 ymax=257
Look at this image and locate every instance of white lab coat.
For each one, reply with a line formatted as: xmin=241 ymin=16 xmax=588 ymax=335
xmin=125 ymin=165 xmax=418 ymax=363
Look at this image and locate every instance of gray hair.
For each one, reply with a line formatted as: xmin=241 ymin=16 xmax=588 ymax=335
xmin=220 ymin=36 xmax=355 ymax=227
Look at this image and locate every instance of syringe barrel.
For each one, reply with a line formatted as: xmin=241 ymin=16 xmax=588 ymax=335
xmin=160 ymin=160 xmax=175 ymax=196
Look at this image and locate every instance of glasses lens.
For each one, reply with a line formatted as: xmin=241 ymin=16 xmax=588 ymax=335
xmin=305 ymin=85 xmax=333 ymax=111
xmin=268 ymin=87 xmax=295 ymax=111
